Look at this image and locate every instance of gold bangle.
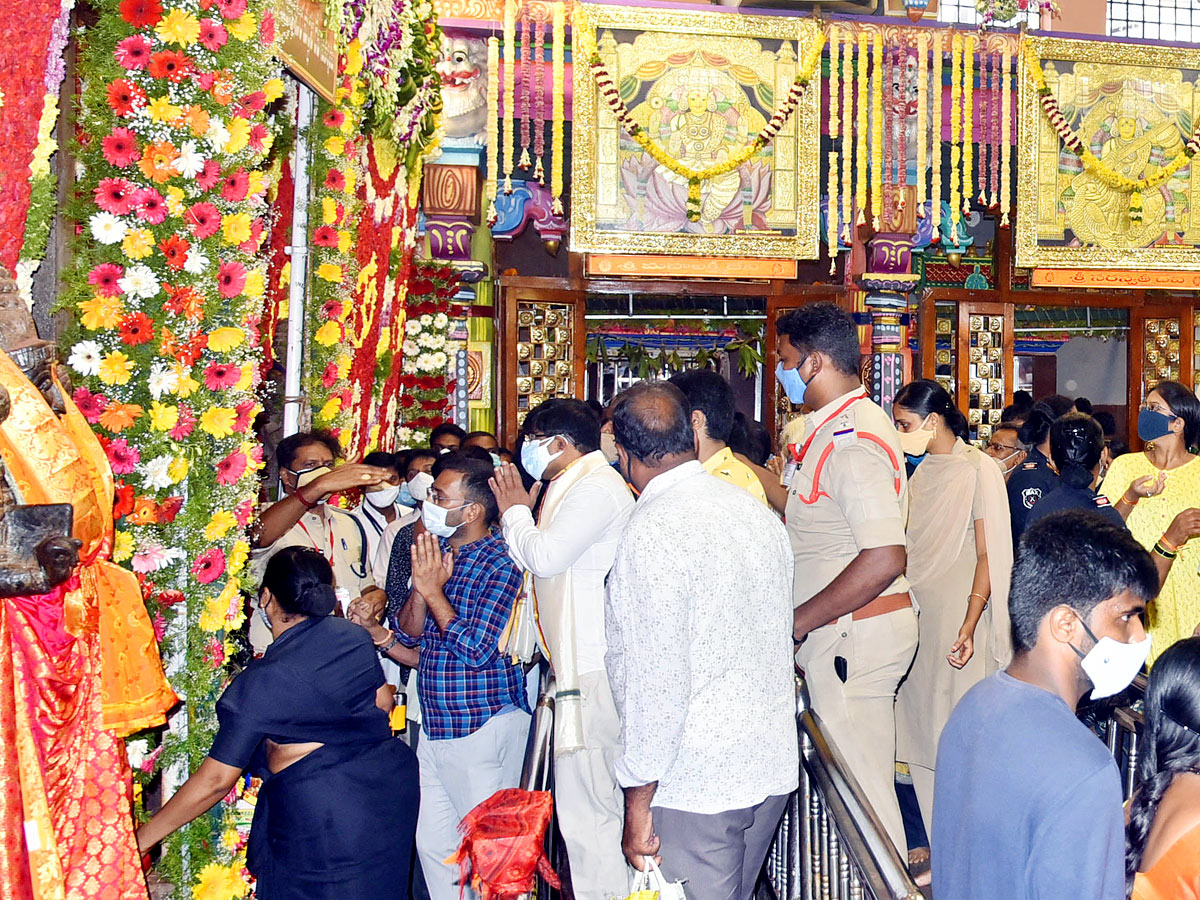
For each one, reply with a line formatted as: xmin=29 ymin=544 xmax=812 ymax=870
xmin=969 ymin=592 xmax=988 ymax=602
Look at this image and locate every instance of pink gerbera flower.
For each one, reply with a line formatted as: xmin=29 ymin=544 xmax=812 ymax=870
xmin=321 ymin=360 xmax=339 ymax=388
xmin=234 ymin=498 xmax=255 ymax=526
xmin=105 ymin=438 xmax=141 ymax=474
xmin=217 ymin=260 xmax=247 ymax=298
xmin=114 ymin=35 xmax=152 ymax=69
xmin=324 ymin=169 xmax=345 ymax=192
xmin=169 ymin=403 xmax=196 ymax=440
xmin=186 ymin=202 xmax=220 ymax=239
xmin=203 ymin=636 xmax=226 ymax=669
xmin=94 ymin=177 xmax=138 ymax=215
xmin=247 ymin=123 xmax=269 ymax=154
xmin=88 ymin=263 xmax=124 ymax=297
xmin=132 ymin=187 xmax=167 ymax=225
xmin=221 ymin=168 xmax=249 ymax=202
xmin=313 ymin=225 xmax=337 ymax=247
xmin=102 ymin=128 xmax=142 ymax=168
xmin=191 ymin=547 xmax=227 ymax=584
xmin=215 ymin=449 xmax=248 ymax=485
xmin=196 ymin=159 xmax=221 ymax=191
xmin=73 ymin=387 xmax=108 ymax=423
xmin=151 ymin=612 xmax=167 ymax=642
xmin=132 ymin=543 xmax=170 ymax=573
xmin=260 ymin=10 xmax=275 ymax=43
xmin=233 ymin=399 xmax=256 ymax=432
xmin=216 ymin=0 xmax=246 ymax=18
xmin=198 ymin=18 xmax=228 ymax=51
xmin=204 ymin=361 xmax=241 ymax=391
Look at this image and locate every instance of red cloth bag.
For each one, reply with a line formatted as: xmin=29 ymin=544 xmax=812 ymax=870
xmin=448 ymin=788 xmax=562 ymax=899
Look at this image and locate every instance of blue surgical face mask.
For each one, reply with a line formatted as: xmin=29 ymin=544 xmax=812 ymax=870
xmin=397 ymin=482 xmax=418 ymax=508
xmin=1138 ymin=407 xmax=1176 ymax=443
xmin=775 ymin=360 xmax=809 ymax=406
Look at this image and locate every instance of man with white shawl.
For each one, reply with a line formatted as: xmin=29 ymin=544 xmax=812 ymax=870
xmin=492 ymin=399 xmax=635 ymax=900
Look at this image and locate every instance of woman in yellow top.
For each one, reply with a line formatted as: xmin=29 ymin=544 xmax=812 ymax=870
xmin=1101 ymin=382 xmax=1200 ymax=663
xmin=1126 ymin=637 xmax=1200 ymax=900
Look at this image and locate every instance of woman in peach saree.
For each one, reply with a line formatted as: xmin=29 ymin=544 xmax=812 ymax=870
xmin=1127 ymin=637 xmax=1200 ymax=900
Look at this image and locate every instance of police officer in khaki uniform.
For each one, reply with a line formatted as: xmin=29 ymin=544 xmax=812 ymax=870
xmin=775 ymin=304 xmax=918 ymax=853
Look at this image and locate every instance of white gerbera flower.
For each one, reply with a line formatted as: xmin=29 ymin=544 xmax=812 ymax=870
xmin=402 ymin=339 xmax=419 ymax=356
xmin=68 ymin=340 xmax=103 ymax=377
xmin=428 ymin=335 xmax=446 ymax=350
xmin=416 ymin=333 xmax=436 ymax=349
xmin=405 ymin=320 xmax=422 ymax=336
xmin=148 ymin=363 xmax=180 ymax=400
xmin=432 ymin=352 xmax=448 ymax=368
xmin=416 ymin=353 xmax=435 ymax=371
xmin=140 ymin=455 xmax=175 ymax=491
xmin=89 ymin=211 xmax=127 ymax=245
xmin=433 ymin=313 xmax=448 ymax=329
xmin=118 ymin=264 xmax=160 ymax=300
xmin=206 ymin=118 xmax=231 ymax=153
xmin=174 ymin=140 xmax=205 ymax=179
xmin=419 ymin=314 xmax=433 ymax=327
xmin=183 ymin=247 xmax=210 ymax=276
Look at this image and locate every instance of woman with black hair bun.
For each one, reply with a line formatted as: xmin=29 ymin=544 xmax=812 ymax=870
xmin=136 ymin=546 xmax=418 ymax=899
xmin=1100 ymin=381 xmax=1200 ymax=663
xmin=891 ymin=379 xmax=1014 ymax=841
xmin=1027 ymin=413 xmax=1125 ymax=530
xmin=1126 ymin=637 xmax=1200 ymax=897
xmin=1005 ymin=401 xmax=1062 ymax=546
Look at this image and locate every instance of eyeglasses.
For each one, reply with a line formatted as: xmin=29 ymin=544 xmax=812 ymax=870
xmin=1141 ymin=402 xmax=1176 ymax=417
xmin=426 ymin=489 xmax=470 ymax=507
xmin=985 ymin=442 xmax=1021 ymax=454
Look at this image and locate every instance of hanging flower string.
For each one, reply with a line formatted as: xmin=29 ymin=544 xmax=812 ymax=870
xmin=550 ymin=1 xmax=565 ymax=215
xmin=962 ymin=33 xmax=976 ymax=215
xmin=856 ymin=32 xmax=868 ymax=226
xmin=991 ymin=51 xmax=1002 ymax=206
xmin=583 ymin=29 xmax=825 ymax=222
xmin=916 ymin=31 xmax=928 ymax=219
xmin=840 ymin=33 xmax=854 ymax=242
xmin=519 ymin=4 xmax=531 ymax=169
xmin=870 ymin=30 xmax=883 ymax=229
xmin=485 ymin=36 xmax=500 ymax=224
xmin=882 ymin=41 xmax=894 ymax=224
xmin=932 ymin=30 xmax=943 ymax=231
xmin=502 ymin=0 xmax=516 ymax=191
xmin=1001 ymin=43 xmax=1012 ymax=226
xmin=950 ymin=32 xmax=963 ymax=239
xmin=827 ymin=26 xmax=839 ymax=268
xmin=980 ymin=51 xmax=990 ymax=205
xmin=534 ymin=12 xmax=545 ymax=184
xmin=1023 ymin=41 xmax=1197 ymax=196
xmin=897 ymin=41 xmax=908 ymax=212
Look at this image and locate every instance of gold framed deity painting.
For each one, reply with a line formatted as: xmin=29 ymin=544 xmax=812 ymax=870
xmin=570 ymin=3 xmax=821 ymax=258
xmin=1017 ymin=35 xmax=1200 ymax=270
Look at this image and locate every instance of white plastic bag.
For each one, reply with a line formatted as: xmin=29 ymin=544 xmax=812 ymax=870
xmin=625 ymin=857 xmax=687 ymax=900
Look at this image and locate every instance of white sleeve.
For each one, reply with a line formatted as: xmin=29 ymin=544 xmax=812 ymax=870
xmin=501 ymin=480 xmax=626 ymax=578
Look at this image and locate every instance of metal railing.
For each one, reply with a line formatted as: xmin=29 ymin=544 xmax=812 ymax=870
xmin=1100 ymin=671 xmax=1147 ymax=801
xmin=764 ymin=678 xmax=924 ymax=900
xmin=517 ymin=677 xmax=560 ymax=900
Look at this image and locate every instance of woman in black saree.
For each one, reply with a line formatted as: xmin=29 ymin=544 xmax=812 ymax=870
xmin=137 ymin=546 xmax=418 ymax=899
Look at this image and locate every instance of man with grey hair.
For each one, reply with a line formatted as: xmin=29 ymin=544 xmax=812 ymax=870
xmin=605 ymin=381 xmax=798 ymax=900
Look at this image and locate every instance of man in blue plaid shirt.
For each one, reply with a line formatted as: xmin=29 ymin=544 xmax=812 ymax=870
xmin=394 ymin=452 xmax=529 ymax=900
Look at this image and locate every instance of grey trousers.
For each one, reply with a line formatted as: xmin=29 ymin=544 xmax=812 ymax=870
xmin=654 ymin=794 xmax=791 ymax=900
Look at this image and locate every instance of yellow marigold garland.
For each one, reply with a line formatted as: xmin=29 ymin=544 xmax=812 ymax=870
xmin=583 ymin=29 xmax=825 ymax=222
xmin=1023 ymin=42 xmax=1197 ymax=204
xmin=932 ymin=30 xmax=943 ymax=231
xmin=950 ymin=32 xmax=963 ymax=241
xmin=962 ymin=33 xmax=976 ymax=216
xmin=916 ymin=30 xmax=928 ymax=218
xmin=870 ymin=30 xmax=884 ymax=230
xmin=856 ymin=32 xmax=869 ymax=225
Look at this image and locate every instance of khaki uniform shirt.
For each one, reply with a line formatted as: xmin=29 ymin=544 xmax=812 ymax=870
xmin=248 ymin=506 xmax=376 ymax=651
xmin=702 ymin=446 xmax=769 ymax=506
xmin=785 ymin=387 xmax=910 ymax=608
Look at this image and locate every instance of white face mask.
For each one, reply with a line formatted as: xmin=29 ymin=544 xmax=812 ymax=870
xmin=407 ymin=471 xmax=434 ymax=503
xmin=365 ymin=484 xmax=400 ymax=508
xmin=1073 ymin=617 xmax=1152 ymax=700
xmin=521 ymin=436 xmax=563 ymax=481
xmin=600 ymin=432 xmax=619 ymax=464
xmin=290 ymin=464 xmax=332 ymax=504
xmin=421 ymin=499 xmax=468 ymax=538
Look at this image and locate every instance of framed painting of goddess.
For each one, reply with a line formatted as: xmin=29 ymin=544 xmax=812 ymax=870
xmin=1017 ymin=35 xmax=1200 ymax=270
xmin=570 ymin=3 xmax=822 ymax=258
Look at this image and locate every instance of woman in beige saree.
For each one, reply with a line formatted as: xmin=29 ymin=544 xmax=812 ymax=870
xmin=892 ymin=380 xmax=1013 ymax=837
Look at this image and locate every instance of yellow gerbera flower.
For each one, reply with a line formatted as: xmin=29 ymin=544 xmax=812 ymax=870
xmin=221 ymin=211 xmax=252 ymax=246
xmin=204 ymin=510 xmax=238 ymax=541
xmin=316 ymin=396 xmax=342 ymax=424
xmin=337 ymin=230 xmax=352 ymax=254
xmin=224 ymin=117 xmax=251 ymax=154
xmin=243 ymin=269 xmax=265 ymax=299
xmin=149 ymin=401 xmax=180 ymax=432
xmin=169 ymin=457 xmax=190 ymax=482
xmin=112 ymin=530 xmax=135 ymax=564
xmin=156 ymin=8 xmax=200 ymax=45
xmin=200 ymin=407 xmax=237 ymax=438
xmin=97 ymin=351 xmax=134 ymax=386
xmin=314 ymin=321 xmax=342 ymax=347
xmin=79 ymin=295 xmax=123 ymax=331
xmin=228 ymin=542 xmax=250 ymax=575
xmin=146 ymin=96 xmax=182 ymax=124
xmin=228 ymin=12 xmax=257 ymax=41
xmin=207 ymin=327 xmax=245 ymax=353
xmin=121 ymin=228 xmax=155 ymax=261
xmin=317 ymin=263 xmax=343 ymax=283
xmin=263 ymin=78 xmax=285 ymax=103
xmin=321 ymin=197 xmax=338 ymax=225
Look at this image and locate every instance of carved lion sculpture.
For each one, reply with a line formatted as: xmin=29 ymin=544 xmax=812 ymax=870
xmin=437 ymin=33 xmax=489 ymax=144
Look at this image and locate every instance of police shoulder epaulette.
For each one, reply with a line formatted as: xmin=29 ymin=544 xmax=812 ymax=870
xmin=1022 ymin=462 xmax=1038 ymax=470
xmin=1094 ymin=495 xmax=1112 ymax=508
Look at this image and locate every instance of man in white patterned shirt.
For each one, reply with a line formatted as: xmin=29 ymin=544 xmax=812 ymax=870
xmin=605 ymin=381 xmax=798 ymax=900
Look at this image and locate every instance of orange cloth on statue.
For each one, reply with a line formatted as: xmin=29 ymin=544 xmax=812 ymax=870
xmin=5 ymin=586 xmax=147 ymax=900
xmin=0 ymin=350 xmax=176 ymax=734
xmin=1133 ymin=823 xmax=1200 ymax=900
